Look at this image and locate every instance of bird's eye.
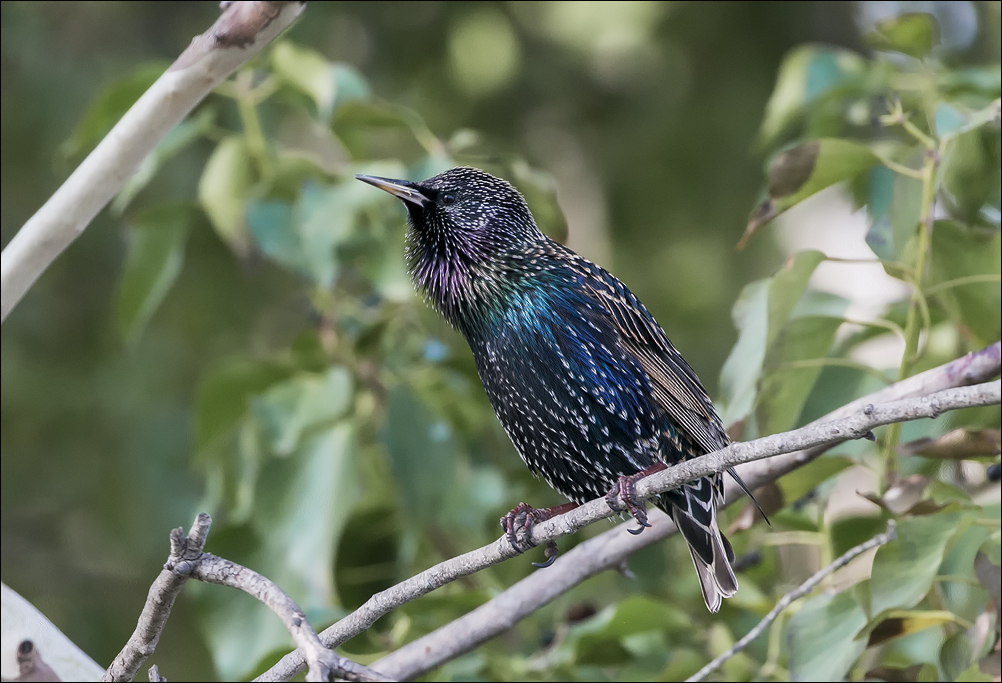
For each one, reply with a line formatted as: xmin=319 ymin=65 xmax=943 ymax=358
xmin=441 ymin=193 xmax=456 ymax=205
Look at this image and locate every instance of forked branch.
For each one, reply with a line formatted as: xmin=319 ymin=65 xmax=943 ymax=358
xmin=104 ymin=513 xmax=391 ymax=683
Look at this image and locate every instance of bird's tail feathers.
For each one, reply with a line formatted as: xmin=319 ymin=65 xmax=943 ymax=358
xmin=670 ymin=490 xmax=738 ymax=613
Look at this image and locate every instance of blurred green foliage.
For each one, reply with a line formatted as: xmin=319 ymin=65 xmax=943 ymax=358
xmin=1 ymin=2 xmax=1000 ymax=682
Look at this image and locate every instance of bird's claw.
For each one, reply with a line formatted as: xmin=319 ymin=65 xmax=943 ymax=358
xmin=501 ymin=502 xmax=578 ymax=564
xmin=627 ymin=520 xmax=652 ymax=535
xmin=607 ymin=472 xmax=654 ymax=534
xmin=532 ymin=541 xmax=559 ymax=568
xmin=500 ymin=502 xmax=537 ymax=551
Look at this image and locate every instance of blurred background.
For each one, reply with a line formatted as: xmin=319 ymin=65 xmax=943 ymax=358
xmin=2 ymin=2 xmax=999 ymax=681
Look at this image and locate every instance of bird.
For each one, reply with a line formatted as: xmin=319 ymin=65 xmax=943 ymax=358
xmin=356 ymin=167 xmax=754 ymax=612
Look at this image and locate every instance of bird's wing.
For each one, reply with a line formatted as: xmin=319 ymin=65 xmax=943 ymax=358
xmin=582 ymin=267 xmax=729 ymax=455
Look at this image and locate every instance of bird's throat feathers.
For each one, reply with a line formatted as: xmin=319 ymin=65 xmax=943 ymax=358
xmin=405 ymin=214 xmax=555 ymax=341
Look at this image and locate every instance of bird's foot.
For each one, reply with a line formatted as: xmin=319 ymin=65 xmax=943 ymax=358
xmin=500 ymin=502 xmax=578 ymax=563
xmin=606 ymin=463 xmax=668 ymax=535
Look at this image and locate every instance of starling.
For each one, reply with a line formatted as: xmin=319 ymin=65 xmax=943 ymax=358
xmin=357 ymin=167 xmax=750 ymax=612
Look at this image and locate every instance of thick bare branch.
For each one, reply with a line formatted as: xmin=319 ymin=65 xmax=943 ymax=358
xmin=0 ymin=1 xmax=305 ymax=323
xmin=105 ymin=514 xmax=391 ymax=683
xmin=1 ymin=584 xmax=105 ymax=681
xmin=686 ymin=521 xmax=898 ymax=682
xmin=259 ymin=343 xmax=1000 ymax=682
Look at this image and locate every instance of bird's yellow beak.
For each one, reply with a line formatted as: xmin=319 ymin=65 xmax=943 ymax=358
xmin=355 ymin=175 xmax=431 ymax=207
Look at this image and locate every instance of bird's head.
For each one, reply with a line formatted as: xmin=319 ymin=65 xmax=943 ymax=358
xmin=356 ymin=167 xmax=546 ymax=327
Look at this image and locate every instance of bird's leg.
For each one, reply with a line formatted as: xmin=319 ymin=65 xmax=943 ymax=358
xmin=606 ymin=462 xmax=668 ymax=535
xmin=500 ymin=501 xmax=579 ymax=558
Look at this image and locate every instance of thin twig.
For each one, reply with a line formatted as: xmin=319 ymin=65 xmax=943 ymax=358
xmin=0 ymin=1 xmax=305 ymax=322
xmin=103 ymin=514 xmax=211 ymax=681
xmin=105 ymin=514 xmax=393 ymax=683
xmin=183 ymin=547 xmax=393 ymax=682
xmin=686 ymin=521 xmax=898 ymax=682
xmin=259 ymin=342 xmax=1000 ymax=682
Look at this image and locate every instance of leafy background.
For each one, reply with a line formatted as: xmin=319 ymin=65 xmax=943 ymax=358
xmin=1 ymin=2 xmax=999 ymax=681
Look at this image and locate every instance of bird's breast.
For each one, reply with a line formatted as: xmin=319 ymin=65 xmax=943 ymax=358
xmin=468 ymin=295 xmax=670 ymax=501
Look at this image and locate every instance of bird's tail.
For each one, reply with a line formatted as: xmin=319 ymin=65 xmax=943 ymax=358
xmin=660 ymin=474 xmax=737 ymax=613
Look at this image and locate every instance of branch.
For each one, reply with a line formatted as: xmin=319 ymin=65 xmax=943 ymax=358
xmin=104 ymin=514 xmax=392 ymax=683
xmin=0 ymin=1 xmax=305 ymax=323
xmin=686 ymin=521 xmax=898 ymax=682
xmin=366 ymin=383 xmax=999 ymax=681
xmin=103 ymin=515 xmax=211 ymax=682
xmin=259 ymin=342 xmax=1000 ymax=682
xmin=1 ymin=584 xmax=105 ymax=681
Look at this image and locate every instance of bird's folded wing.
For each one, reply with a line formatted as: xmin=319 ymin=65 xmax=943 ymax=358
xmin=585 ymin=279 xmax=729 ymax=455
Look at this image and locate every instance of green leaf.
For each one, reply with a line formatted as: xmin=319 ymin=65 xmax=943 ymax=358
xmin=776 ymin=455 xmax=853 ymax=504
xmin=955 ymin=662 xmax=995 ymax=682
xmin=195 ymin=357 xmax=294 ymax=454
xmin=939 ymin=68 xmax=1002 ymax=101
xmin=271 ymin=42 xmax=347 ymax=123
xmin=719 ymin=250 xmax=825 ymax=428
xmin=876 ymin=625 xmax=946 ymax=675
xmin=246 ymin=201 xmax=297 ymax=269
xmin=861 ymin=609 xmax=966 ymax=646
xmin=112 ymin=106 xmax=216 ymax=215
xmin=720 ymin=279 xmax=769 ymax=428
xmin=332 ymin=64 xmax=371 ymax=105
xmin=866 ymin=12 xmax=939 ymax=59
xmin=742 ymin=140 xmax=880 ymax=246
xmin=775 ymin=139 xmax=880 ymax=208
xmin=865 ymin=165 xmax=896 ymax=259
xmin=936 ymin=103 xmax=968 ymax=138
xmin=382 ymin=387 xmax=456 ymax=527
xmin=60 ymin=61 xmax=168 ymax=159
xmin=759 ymin=46 xmax=866 ymax=147
xmin=757 ymin=315 xmax=843 ymax=434
xmin=369 ymin=221 xmax=413 ymax=303
xmin=889 ymin=171 xmax=924 ymax=262
xmin=553 ymin=597 xmax=688 ymax=669
xmin=942 ymin=128 xmax=1001 ymax=224
xmin=941 ymin=632 xmax=975 ymax=682
xmin=941 ymin=520 xmax=997 ymax=628
xmin=247 ymin=178 xmax=385 ymax=287
xmin=117 ymin=205 xmax=190 ymax=345
xmin=200 ymin=422 xmax=359 ymax=680
xmin=251 ymin=366 xmax=354 ymax=456
xmin=831 ymin=516 xmax=891 ymax=559
xmin=198 ymin=136 xmax=255 ymax=255
xmin=659 ymin=647 xmax=705 ymax=681
xmin=590 ymin=595 xmax=691 ymax=639
xmin=255 ymin=422 xmax=359 ymax=610
xmin=870 ymin=513 xmax=961 ymax=615
xmin=333 ymin=101 xmax=443 ymax=159
xmin=928 ymin=221 xmax=1001 ymax=346
xmin=787 ymin=589 xmax=867 ymax=682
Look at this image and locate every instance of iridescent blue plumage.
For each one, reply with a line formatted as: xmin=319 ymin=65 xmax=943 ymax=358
xmin=357 ymin=167 xmax=743 ymax=612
